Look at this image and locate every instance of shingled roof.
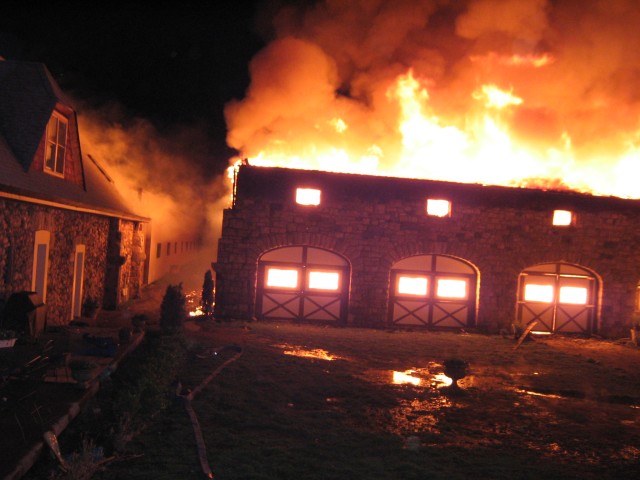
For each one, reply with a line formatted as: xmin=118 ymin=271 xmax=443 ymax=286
xmin=0 ymin=60 xmax=146 ymax=221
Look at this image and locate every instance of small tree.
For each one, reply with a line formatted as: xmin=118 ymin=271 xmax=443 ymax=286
xmin=160 ymin=283 xmax=186 ymax=334
xmin=201 ymin=270 xmax=214 ymax=317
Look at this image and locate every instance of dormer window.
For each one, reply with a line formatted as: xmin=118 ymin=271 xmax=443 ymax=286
xmin=296 ymin=188 xmax=321 ymax=206
xmin=44 ymin=112 xmax=67 ymax=176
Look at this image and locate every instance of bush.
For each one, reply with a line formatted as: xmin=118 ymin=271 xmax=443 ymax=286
xmin=160 ymin=283 xmax=186 ymax=334
xmin=201 ymin=270 xmax=214 ymax=316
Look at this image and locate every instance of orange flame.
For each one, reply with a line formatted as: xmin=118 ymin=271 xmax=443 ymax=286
xmin=227 ymin=63 xmax=640 ymax=200
xmin=225 ymin=4 xmax=640 ymax=201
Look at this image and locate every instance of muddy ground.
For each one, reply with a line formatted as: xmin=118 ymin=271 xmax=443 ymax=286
xmin=95 ymin=320 xmax=640 ymax=479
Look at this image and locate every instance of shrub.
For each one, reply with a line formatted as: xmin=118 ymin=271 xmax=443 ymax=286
xmin=201 ymin=270 xmax=214 ymax=316
xmin=160 ymin=283 xmax=186 ymax=334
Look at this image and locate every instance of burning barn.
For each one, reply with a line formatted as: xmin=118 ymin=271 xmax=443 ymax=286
xmin=214 ymin=165 xmax=640 ymax=337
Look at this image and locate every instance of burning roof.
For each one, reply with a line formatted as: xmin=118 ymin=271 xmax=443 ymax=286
xmin=225 ymin=0 xmax=640 ymax=199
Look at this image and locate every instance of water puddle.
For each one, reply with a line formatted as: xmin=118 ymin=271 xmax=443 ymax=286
xmin=516 ymin=387 xmax=586 ymax=399
xmin=358 ymin=363 xmax=481 ymax=390
xmin=274 ymin=343 xmax=344 ymax=361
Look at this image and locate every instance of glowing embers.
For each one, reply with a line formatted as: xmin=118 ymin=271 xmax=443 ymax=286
xmin=426 ymin=198 xmax=451 ymax=217
xmin=266 ymin=267 xmax=300 ymax=289
xmin=552 ymin=209 xmax=573 ymax=226
xmin=397 ymin=275 xmax=428 ymax=296
xmin=185 ymin=289 xmax=205 ymax=317
xmin=296 ymin=188 xmax=321 ymax=206
xmin=308 ymin=270 xmax=340 ymax=291
xmin=276 ymin=343 xmax=342 ymax=361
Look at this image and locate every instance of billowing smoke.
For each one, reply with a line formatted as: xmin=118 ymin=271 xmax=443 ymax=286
xmin=225 ymin=0 xmax=640 ymax=197
xmin=76 ymin=102 xmax=229 ymax=263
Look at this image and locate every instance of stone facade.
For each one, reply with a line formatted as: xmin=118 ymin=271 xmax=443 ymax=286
xmin=0 ymin=198 xmax=145 ymax=326
xmin=215 ymin=166 xmax=640 ymax=338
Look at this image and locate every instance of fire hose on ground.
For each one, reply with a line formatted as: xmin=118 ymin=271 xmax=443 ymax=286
xmin=177 ymin=344 xmax=243 ymax=479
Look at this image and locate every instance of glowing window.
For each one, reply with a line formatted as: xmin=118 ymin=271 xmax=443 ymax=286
xmin=266 ymin=267 xmax=299 ymax=289
xmin=436 ymin=278 xmax=467 ymax=299
xmin=524 ymin=284 xmax=554 ymax=303
xmin=553 ymin=210 xmax=573 ymax=226
xmin=296 ymin=188 xmax=321 ymax=206
xmin=397 ymin=276 xmax=428 ymax=296
xmin=308 ymin=271 xmax=340 ymax=291
xmin=426 ymin=199 xmax=451 ymax=217
xmin=44 ymin=113 xmax=67 ymax=176
xmin=559 ymin=286 xmax=588 ymax=305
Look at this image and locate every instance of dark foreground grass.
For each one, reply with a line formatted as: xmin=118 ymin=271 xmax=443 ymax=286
xmin=89 ymin=322 xmax=640 ymax=480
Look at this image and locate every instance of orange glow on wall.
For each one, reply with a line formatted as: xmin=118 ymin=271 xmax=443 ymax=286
xmin=524 ymin=283 xmax=554 ymax=303
xmin=397 ymin=276 xmax=428 ymax=296
xmin=308 ymin=271 xmax=340 ymax=290
xmin=436 ymin=278 xmax=467 ymax=299
xmin=266 ymin=267 xmax=299 ymax=289
xmin=296 ymin=188 xmax=321 ymax=205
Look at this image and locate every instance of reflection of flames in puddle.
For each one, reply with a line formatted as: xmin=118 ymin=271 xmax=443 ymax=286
xmin=275 ymin=344 xmax=343 ymax=361
xmin=392 ymin=369 xmax=453 ymax=388
xmin=387 ymin=397 xmax=452 ymax=436
xmin=361 ymin=365 xmax=462 ymax=436
xmin=363 ymin=364 xmax=475 ymax=390
xmin=517 ymin=389 xmax=566 ymax=400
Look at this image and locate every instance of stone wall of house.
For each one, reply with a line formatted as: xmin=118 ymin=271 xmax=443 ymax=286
xmin=214 ymin=168 xmax=640 ymax=338
xmin=103 ymin=219 xmax=146 ymax=309
xmin=0 ymin=198 xmax=146 ymax=326
xmin=0 ymin=198 xmax=109 ymax=325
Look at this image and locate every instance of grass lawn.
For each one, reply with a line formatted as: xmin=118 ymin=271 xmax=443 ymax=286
xmin=88 ymin=321 xmax=640 ymax=480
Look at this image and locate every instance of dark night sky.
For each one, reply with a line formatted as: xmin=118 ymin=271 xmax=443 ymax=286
xmin=0 ymin=0 xmax=271 ymax=174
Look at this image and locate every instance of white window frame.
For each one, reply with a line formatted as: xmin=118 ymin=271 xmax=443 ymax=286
xmin=71 ymin=244 xmax=86 ymax=318
xmin=32 ymin=230 xmax=51 ymax=303
xmin=44 ymin=112 xmax=68 ymax=177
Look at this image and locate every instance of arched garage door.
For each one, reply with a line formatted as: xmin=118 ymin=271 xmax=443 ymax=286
xmin=389 ymin=254 xmax=478 ymax=328
xmin=516 ymin=263 xmax=599 ymax=334
xmin=256 ymin=246 xmax=349 ymax=323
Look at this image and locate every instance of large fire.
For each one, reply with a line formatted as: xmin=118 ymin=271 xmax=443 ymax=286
xmin=224 ymin=0 xmax=640 ymax=199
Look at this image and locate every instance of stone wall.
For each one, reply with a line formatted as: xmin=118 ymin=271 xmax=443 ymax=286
xmin=0 ymin=198 xmax=145 ymax=326
xmin=103 ymin=219 xmax=146 ymax=308
xmin=214 ymin=167 xmax=640 ymax=337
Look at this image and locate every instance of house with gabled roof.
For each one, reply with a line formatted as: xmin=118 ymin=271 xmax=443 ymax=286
xmin=0 ymin=59 xmax=149 ymax=327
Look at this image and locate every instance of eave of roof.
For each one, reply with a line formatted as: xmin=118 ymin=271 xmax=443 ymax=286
xmin=235 ymin=165 xmax=640 ymax=212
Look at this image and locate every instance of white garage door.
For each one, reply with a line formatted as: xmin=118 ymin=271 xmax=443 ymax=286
xmin=389 ymin=254 xmax=477 ymax=329
xmin=256 ymin=246 xmax=349 ymax=323
xmin=516 ymin=263 xmax=598 ymax=333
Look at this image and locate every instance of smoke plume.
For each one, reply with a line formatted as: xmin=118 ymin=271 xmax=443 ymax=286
xmin=225 ymin=0 xmax=640 ymax=197
xmin=76 ymin=102 xmax=229 ymax=260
